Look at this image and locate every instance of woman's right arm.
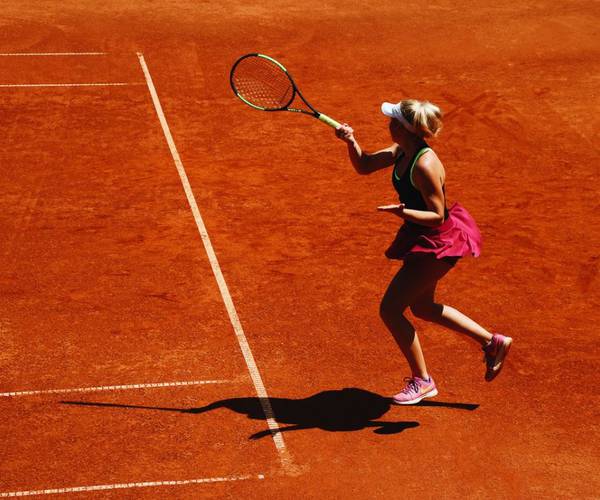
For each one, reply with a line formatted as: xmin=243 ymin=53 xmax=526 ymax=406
xmin=335 ymin=124 xmax=400 ymax=175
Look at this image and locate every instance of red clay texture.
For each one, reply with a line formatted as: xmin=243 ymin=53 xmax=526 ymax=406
xmin=0 ymin=1 xmax=598 ymax=498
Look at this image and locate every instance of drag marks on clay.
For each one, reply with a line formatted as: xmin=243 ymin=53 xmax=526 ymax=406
xmin=0 ymin=18 xmax=65 ymax=54
xmin=533 ymin=90 xmax=598 ymax=148
xmin=442 ymin=91 xmax=527 ymax=143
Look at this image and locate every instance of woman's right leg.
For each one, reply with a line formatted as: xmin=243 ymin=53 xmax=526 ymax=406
xmin=410 ymin=295 xmax=494 ymax=346
xmin=409 ymin=279 xmax=513 ymax=381
xmin=438 ymin=306 xmax=493 ymax=346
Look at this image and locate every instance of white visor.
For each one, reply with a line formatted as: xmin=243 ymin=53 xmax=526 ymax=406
xmin=381 ymin=101 xmax=416 ymax=133
xmin=381 ymin=102 xmax=402 ymax=119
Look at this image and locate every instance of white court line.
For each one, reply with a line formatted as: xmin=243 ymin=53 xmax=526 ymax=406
xmin=0 ymin=473 xmax=265 ymax=497
xmin=137 ymin=52 xmax=295 ymax=473
xmin=0 ymin=52 xmax=107 ymax=57
xmin=0 ymin=380 xmax=228 ymax=397
xmin=0 ymin=82 xmax=143 ymax=88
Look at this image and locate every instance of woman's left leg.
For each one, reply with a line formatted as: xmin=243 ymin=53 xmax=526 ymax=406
xmin=381 ymin=255 xmax=458 ymax=404
xmin=380 ymin=255 xmax=456 ymax=379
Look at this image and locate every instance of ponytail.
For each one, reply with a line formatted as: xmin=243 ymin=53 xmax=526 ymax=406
xmin=400 ymin=99 xmax=443 ymax=138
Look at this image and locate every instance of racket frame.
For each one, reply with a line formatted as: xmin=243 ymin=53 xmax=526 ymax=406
xmin=230 ymin=53 xmax=341 ymax=129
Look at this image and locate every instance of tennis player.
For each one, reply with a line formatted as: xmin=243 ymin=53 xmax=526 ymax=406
xmin=335 ymin=99 xmax=512 ymax=404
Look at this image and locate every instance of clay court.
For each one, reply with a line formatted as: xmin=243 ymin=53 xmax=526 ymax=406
xmin=1 ymin=1 xmax=598 ymax=498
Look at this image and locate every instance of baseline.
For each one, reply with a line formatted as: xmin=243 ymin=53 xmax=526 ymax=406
xmin=0 ymin=52 xmax=107 ymax=57
xmin=0 ymin=380 xmax=229 ymax=398
xmin=0 ymin=473 xmax=265 ymax=497
xmin=0 ymin=82 xmax=143 ymax=88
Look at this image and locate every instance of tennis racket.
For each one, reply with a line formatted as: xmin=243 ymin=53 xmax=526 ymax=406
xmin=230 ymin=53 xmax=341 ymax=129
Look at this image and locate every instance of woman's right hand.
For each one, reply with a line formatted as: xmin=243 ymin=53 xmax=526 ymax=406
xmin=335 ymin=123 xmax=355 ymax=143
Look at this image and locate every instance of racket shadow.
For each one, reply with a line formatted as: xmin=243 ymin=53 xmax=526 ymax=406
xmin=61 ymin=388 xmax=478 ymax=439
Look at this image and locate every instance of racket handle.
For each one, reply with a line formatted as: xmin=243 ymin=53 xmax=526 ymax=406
xmin=317 ymin=113 xmax=341 ymax=129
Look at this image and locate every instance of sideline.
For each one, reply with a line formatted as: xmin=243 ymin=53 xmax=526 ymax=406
xmin=136 ymin=53 xmax=295 ymax=473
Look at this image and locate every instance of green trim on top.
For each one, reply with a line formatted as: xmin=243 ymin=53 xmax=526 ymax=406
xmin=257 ymin=54 xmax=288 ymax=72
xmin=392 ymin=151 xmax=405 ymax=181
xmin=409 ymin=147 xmax=432 ymax=188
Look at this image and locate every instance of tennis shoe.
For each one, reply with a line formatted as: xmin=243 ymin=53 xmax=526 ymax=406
xmin=483 ymin=333 xmax=513 ymax=381
xmin=392 ymin=376 xmax=438 ymax=405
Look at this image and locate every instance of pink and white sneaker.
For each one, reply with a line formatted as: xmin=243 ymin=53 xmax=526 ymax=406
xmin=392 ymin=376 xmax=438 ymax=405
xmin=483 ymin=333 xmax=513 ymax=381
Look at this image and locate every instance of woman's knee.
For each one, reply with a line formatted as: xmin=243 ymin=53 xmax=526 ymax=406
xmin=410 ymin=302 xmax=443 ymax=321
xmin=379 ymin=294 xmax=407 ymax=323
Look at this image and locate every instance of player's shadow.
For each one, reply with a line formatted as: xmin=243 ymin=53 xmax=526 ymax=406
xmin=62 ymin=388 xmax=478 ymax=439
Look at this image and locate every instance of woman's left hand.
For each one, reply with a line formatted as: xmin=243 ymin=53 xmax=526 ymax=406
xmin=377 ymin=203 xmax=406 ymax=217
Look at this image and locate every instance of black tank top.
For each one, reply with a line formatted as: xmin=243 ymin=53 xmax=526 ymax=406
xmin=392 ymin=147 xmax=449 ymax=221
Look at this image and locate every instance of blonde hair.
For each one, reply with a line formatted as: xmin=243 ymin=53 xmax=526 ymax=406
xmin=400 ymin=99 xmax=443 ymax=138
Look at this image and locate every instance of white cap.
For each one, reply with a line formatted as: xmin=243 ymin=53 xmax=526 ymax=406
xmin=381 ymin=101 xmax=417 ymax=133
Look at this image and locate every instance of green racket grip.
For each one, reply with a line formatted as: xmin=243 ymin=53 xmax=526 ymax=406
xmin=318 ymin=113 xmax=341 ymax=129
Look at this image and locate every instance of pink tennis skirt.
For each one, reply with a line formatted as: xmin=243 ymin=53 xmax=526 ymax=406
xmin=385 ymin=202 xmax=482 ymax=261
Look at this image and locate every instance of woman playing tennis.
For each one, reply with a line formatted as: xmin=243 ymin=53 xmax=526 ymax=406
xmin=335 ymin=99 xmax=512 ymax=404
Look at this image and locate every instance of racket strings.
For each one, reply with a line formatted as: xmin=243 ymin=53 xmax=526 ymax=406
xmin=232 ymin=57 xmax=294 ymax=110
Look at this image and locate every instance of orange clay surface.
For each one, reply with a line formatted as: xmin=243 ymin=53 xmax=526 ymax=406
xmin=0 ymin=1 xmax=598 ymax=498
